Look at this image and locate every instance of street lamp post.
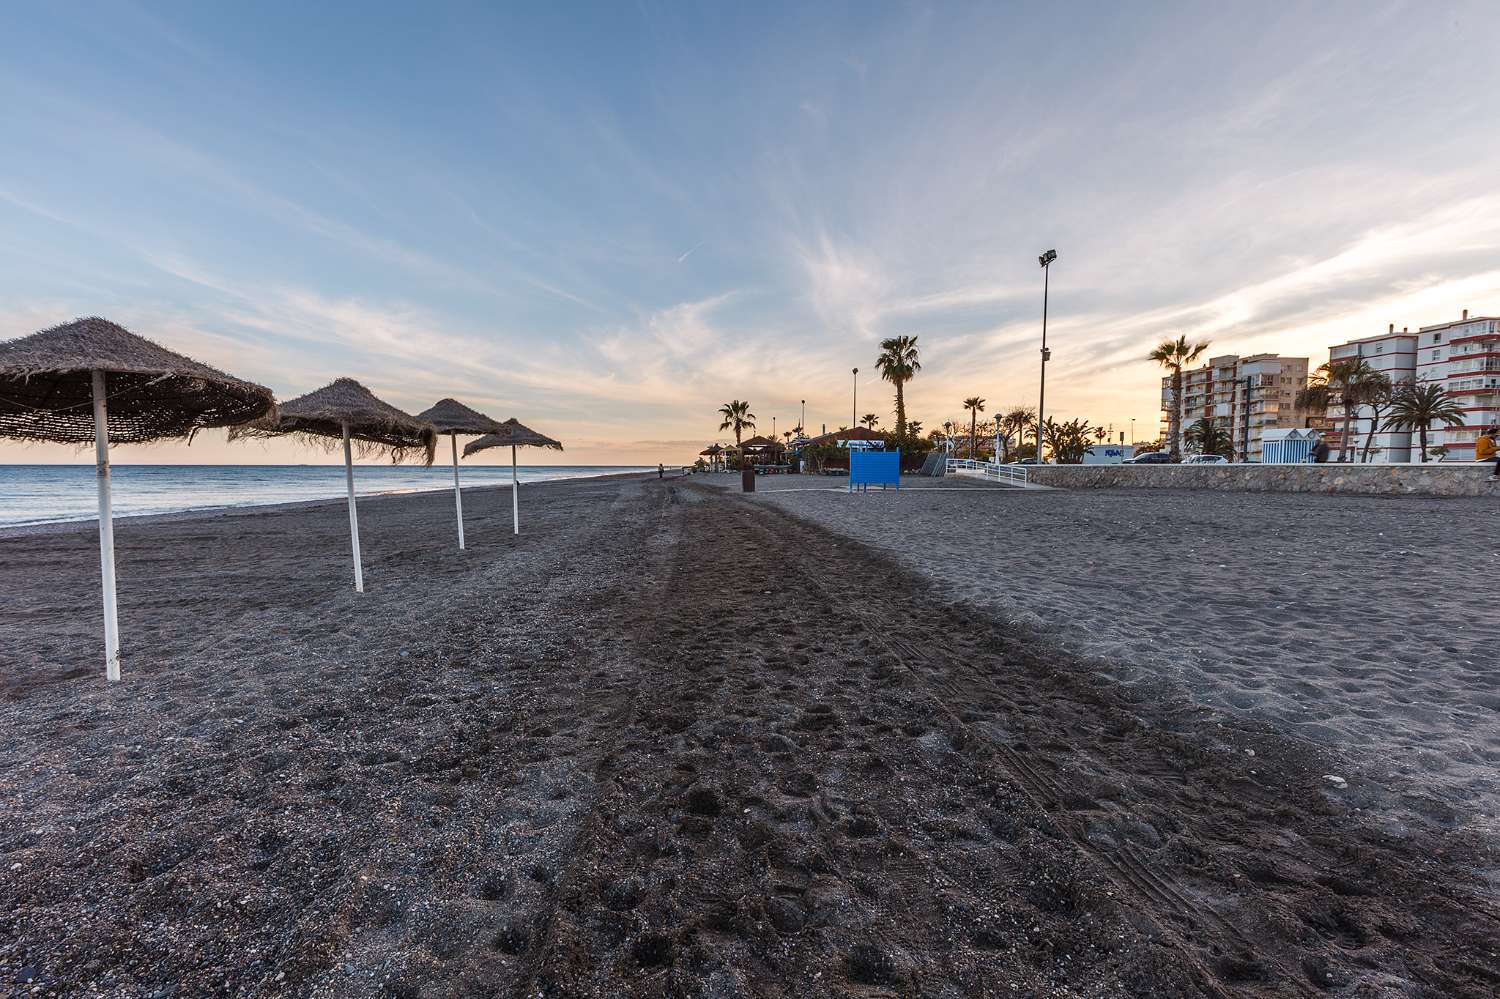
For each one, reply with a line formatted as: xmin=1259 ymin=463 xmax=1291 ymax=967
xmin=851 ymin=368 xmax=858 ymax=429
xmin=1240 ymin=376 xmax=1253 ymax=462
xmin=800 ymin=399 xmax=805 ymax=436
xmin=1036 ymin=249 xmax=1057 ymax=463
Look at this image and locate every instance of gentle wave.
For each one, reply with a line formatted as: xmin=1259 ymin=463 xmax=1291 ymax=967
xmin=0 ymin=464 xmax=654 ymax=528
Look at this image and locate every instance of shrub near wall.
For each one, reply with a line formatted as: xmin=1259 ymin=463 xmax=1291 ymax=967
xmin=1026 ymin=463 xmax=1500 ymax=497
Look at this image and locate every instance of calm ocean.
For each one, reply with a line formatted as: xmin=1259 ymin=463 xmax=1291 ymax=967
xmin=0 ymin=464 xmax=654 ymax=528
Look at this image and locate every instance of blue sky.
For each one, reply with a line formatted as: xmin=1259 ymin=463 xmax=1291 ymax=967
xmin=3 ymin=1 xmax=1500 ymax=463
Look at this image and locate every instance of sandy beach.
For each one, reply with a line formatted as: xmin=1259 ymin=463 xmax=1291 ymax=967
xmin=3 ymin=473 xmax=1498 ymax=997
xmin=741 ymin=475 xmax=1500 ymax=841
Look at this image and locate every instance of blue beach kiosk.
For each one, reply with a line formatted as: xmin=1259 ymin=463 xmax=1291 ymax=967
xmin=849 ymin=447 xmax=900 ymax=492
xmin=1261 ymin=428 xmax=1319 ymax=464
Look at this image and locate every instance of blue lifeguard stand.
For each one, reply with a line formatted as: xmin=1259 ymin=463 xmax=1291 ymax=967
xmin=849 ymin=449 xmax=900 ymax=492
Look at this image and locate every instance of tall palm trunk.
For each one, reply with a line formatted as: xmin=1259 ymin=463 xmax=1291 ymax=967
xmin=894 ymin=382 xmax=907 ymax=443
xmin=1418 ymin=424 xmax=1428 ymax=463
xmin=1341 ymin=407 xmax=1355 ymax=463
xmin=969 ymin=412 xmax=977 ymax=458
xmin=1361 ymin=404 xmax=1383 ymax=463
xmin=1169 ymin=367 xmax=1184 ymax=460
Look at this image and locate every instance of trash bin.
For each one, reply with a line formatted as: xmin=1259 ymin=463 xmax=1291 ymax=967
xmin=741 ymin=465 xmax=755 ymax=492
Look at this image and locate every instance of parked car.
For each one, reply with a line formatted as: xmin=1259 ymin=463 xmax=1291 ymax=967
xmin=1123 ymin=451 xmax=1173 ymax=464
xmin=1184 ymin=454 xmax=1230 ymax=464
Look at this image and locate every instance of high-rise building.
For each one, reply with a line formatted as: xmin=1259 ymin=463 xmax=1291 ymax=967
xmin=1328 ymin=325 xmax=1418 ymax=462
xmin=1160 ymin=353 xmax=1310 ymax=460
xmin=1413 ymin=310 xmax=1500 ymax=459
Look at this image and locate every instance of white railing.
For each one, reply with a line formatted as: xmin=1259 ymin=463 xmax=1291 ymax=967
xmin=946 ymin=458 xmax=1031 ymax=486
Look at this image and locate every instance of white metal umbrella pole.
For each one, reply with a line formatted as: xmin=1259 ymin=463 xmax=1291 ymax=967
xmin=91 ymin=370 xmax=122 ymax=682
xmin=450 ymin=431 xmax=466 ymax=549
xmin=511 ymin=444 xmax=520 ymax=535
xmin=342 ymin=422 xmax=365 ymax=592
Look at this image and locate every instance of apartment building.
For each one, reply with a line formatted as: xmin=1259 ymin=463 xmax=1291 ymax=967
xmin=1160 ymin=352 xmax=1310 ymax=460
xmin=1413 ymin=309 xmax=1500 ymax=459
xmin=1327 ymin=325 xmax=1418 ymax=462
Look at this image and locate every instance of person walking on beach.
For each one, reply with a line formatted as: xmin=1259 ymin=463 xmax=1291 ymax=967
xmin=658 ymin=463 xmax=665 ymax=479
xmin=1477 ymin=427 xmax=1499 ymax=480
xmin=1312 ymin=438 xmax=1330 ymax=464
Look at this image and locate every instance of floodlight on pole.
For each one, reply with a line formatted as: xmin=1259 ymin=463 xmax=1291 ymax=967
xmin=1036 ymin=249 xmax=1057 ymax=463
xmin=852 ymin=368 xmax=858 ymax=429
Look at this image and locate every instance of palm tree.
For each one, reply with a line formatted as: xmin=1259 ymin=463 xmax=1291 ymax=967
xmin=1358 ymin=374 xmax=1397 ymax=463
xmin=1149 ymin=335 xmax=1210 ymax=461
xmin=875 ymin=335 xmax=921 ymax=443
xmin=1092 ymin=425 xmax=1108 ymax=443
xmin=717 ymin=400 xmax=756 ymax=447
xmin=1185 ymin=417 xmax=1234 ymax=458
xmin=1384 ymin=383 xmax=1465 ymax=463
xmin=999 ymin=406 xmax=1035 ymax=463
xmin=1294 ymin=358 xmax=1379 ymax=462
xmin=962 ymin=396 xmax=986 ymax=458
xmin=1041 ymin=417 xmax=1094 ymax=464
xmin=860 ymin=413 xmax=880 ymax=429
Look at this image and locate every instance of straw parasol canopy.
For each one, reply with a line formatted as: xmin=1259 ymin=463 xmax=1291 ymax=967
xmin=699 ymin=444 xmax=723 ymax=456
xmin=463 ymin=419 xmax=564 ymax=456
xmin=233 ymin=377 xmax=436 ymax=463
xmin=416 ymin=398 xmax=509 ymax=436
xmin=462 ymin=418 xmax=562 ymax=536
xmin=416 ymin=399 xmax=510 ymax=551
xmin=0 ymin=316 xmax=275 ymax=683
xmin=0 ymin=317 xmax=275 ymax=444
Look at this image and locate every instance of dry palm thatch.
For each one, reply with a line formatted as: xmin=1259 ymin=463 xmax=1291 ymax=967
xmin=232 ymin=377 xmax=436 ymax=464
xmin=415 ymin=398 xmax=509 ymax=436
xmin=0 ymin=317 xmax=275 ymax=444
xmin=463 ymin=419 xmax=564 ymax=457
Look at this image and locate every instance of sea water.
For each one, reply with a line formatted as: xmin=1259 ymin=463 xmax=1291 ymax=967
xmin=0 ymin=464 xmax=654 ymax=528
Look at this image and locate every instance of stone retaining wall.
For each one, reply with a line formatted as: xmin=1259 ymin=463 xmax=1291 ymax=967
xmin=1025 ymin=463 xmax=1500 ymax=496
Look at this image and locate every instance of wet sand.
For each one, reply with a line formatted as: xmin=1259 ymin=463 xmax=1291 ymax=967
xmin=2 ymin=473 xmax=1497 ymax=996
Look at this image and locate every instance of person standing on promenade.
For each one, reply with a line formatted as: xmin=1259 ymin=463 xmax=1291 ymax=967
xmin=1476 ymin=427 xmax=1499 ymax=479
xmin=1312 ymin=438 xmax=1331 ymax=463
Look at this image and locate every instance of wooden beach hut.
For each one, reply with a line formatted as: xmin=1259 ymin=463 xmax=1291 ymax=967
xmin=462 ymin=418 xmax=563 ymax=535
xmin=415 ymin=398 xmax=508 ymax=550
xmin=698 ymin=443 xmax=725 ymax=471
xmin=0 ymin=317 xmax=275 ymax=680
xmin=230 ymin=378 xmax=435 ymax=592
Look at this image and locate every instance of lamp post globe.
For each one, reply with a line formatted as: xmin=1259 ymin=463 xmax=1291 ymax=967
xmin=1036 ymin=249 xmax=1057 ymax=463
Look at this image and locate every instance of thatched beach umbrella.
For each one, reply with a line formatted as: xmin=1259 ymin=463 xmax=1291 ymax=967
xmin=415 ymin=398 xmax=508 ymax=550
xmin=462 ymin=419 xmax=563 ymax=535
xmin=0 ymin=317 xmax=274 ymax=680
xmin=231 ymin=378 xmax=435 ymax=592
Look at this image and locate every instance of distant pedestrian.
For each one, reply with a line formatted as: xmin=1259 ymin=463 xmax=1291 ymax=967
xmin=1476 ymin=427 xmax=1499 ymax=480
xmin=658 ymin=463 xmax=664 ymax=479
xmin=1311 ymin=439 xmax=1330 ymax=464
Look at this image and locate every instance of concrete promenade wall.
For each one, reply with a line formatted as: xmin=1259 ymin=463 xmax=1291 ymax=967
xmin=1025 ymin=463 xmax=1500 ymax=497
